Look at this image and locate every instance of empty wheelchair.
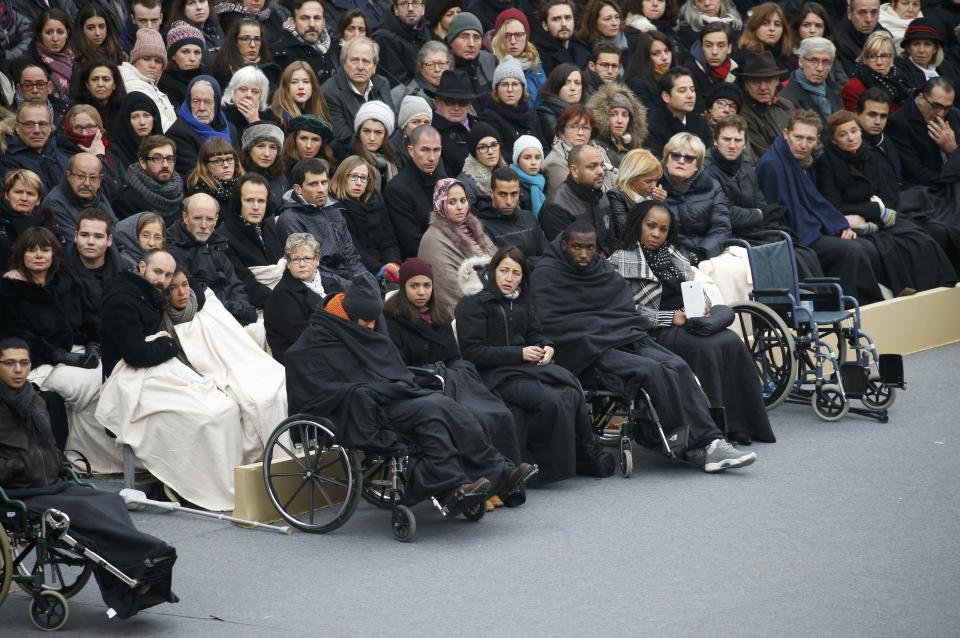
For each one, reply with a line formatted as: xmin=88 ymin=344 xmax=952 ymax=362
xmin=728 ymin=232 xmax=905 ymax=422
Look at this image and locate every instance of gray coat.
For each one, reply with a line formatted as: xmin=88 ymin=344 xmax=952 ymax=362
xmin=40 ymin=181 xmax=117 ymax=244
xmin=320 ymin=69 xmax=393 ymax=144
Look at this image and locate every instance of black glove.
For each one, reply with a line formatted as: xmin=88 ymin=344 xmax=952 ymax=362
xmin=51 ymin=349 xmax=97 ymax=368
xmin=83 ymin=342 xmax=101 ymax=368
xmin=155 ymin=335 xmax=180 ymax=357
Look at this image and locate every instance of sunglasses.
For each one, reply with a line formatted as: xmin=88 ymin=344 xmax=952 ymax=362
xmin=669 ymin=151 xmax=697 ymax=164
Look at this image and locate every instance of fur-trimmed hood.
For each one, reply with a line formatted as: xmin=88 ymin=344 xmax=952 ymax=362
xmin=457 ymin=254 xmax=492 ymax=296
xmin=0 ymin=107 xmax=16 ymax=155
xmin=588 ymin=83 xmax=648 ymax=147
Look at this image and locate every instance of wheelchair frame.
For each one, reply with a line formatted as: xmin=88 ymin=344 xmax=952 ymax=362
xmin=729 ymin=233 xmax=905 ymax=422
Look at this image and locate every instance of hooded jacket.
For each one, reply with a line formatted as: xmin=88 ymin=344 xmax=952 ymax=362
xmin=588 ymin=82 xmax=649 ymax=168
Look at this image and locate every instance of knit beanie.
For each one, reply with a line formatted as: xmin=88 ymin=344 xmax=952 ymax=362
xmin=492 ymin=55 xmax=526 ymax=88
xmin=467 ymin=122 xmax=500 ymax=155
xmin=494 ymin=8 xmax=530 ymax=35
xmin=290 ymin=114 xmax=334 ymax=142
xmin=445 ymin=12 xmax=483 ymax=43
xmin=397 ymin=95 xmax=432 ymax=130
xmin=130 ymin=29 xmax=167 ymax=65
xmin=398 ymin=257 xmax=433 ymax=287
xmin=705 ymin=82 xmax=743 ymax=111
xmin=242 ymin=122 xmax=285 ymax=151
xmin=166 ymin=21 xmax=204 ymax=56
xmin=512 ymin=134 xmax=543 ymax=164
xmin=342 ymin=272 xmax=383 ymax=321
xmin=353 ymin=100 xmax=396 ymax=137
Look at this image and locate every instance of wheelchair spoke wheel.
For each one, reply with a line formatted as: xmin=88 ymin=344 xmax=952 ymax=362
xmin=361 ymin=457 xmax=402 ymax=509
xmin=731 ymin=301 xmax=797 ymax=410
xmin=262 ymin=415 xmax=361 ymax=534
xmin=861 ymin=376 xmax=897 ymax=411
xmin=29 ymin=589 xmax=69 ymax=631
xmin=392 ymin=505 xmax=416 ymax=542
xmin=16 ymin=546 xmax=92 ymax=599
xmin=811 ymin=384 xmax=849 ymax=422
xmin=0 ymin=523 xmax=12 ymax=606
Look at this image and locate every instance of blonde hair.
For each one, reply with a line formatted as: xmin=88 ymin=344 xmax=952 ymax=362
xmin=857 ymin=30 xmax=896 ymax=62
xmin=66 ymin=103 xmax=104 ymax=129
xmin=617 ymin=148 xmax=663 ymax=201
xmin=270 ymin=61 xmax=330 ymax=123
xmin=490 ymin=19 xmax=541 ymax=66
xmin=3 ymin=168 xmax=43 ymax=196
xmin=662 ymin=132 xmax=706 ymax=167
xmin=329 ymin=155 xmax=378 ymax=202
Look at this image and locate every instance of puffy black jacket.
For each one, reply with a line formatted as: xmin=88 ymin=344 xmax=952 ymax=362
xmin=384 ymin=312 xmax=459 ymax=366
xmin=662 ymin=169 xmax=732 ymax=260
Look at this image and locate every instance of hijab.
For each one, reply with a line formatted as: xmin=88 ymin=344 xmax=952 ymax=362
xmin=432 ymin=177 xmax=486 ymax=257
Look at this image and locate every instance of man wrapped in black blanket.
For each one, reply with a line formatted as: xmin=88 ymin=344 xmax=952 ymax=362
xmin=284 ymin=273 xmax=537 ymax=512
xmin=530 ymin=222 xmax=758 ymax=474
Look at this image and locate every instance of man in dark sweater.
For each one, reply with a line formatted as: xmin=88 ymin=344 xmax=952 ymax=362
xmin=62 ymin=208 xmax=122 ymax=343
xmin=539 ymin=144 xmax=615 ymax=254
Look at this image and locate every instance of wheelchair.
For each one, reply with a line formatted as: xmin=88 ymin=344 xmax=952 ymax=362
xmin=728 ymin=232 xmax=905 ymax=422
xmin=0 ymin=470 xmax=157 ymax=631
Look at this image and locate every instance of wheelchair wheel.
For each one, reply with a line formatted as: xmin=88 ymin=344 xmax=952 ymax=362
xmin=811 ymin=384 xmax=849 ymax=422
xmin=29 ymin=590 xmax=69 ymax=631
xmin=262 ymin=415 xmax=361 ymax=534
xmin=16 ymin=546 xmax=92 ymax=599
xmin=463 ymin=502 xmax=485 ymax=522
xmin=860 ymin=375 xmax=897 ymax=411
xmin=620 ymin=436 xmax=633 ymax=478
xmin=0 ymin=523 xmax=12 ymax=606
xmin=392 ymin=505 xmax=416 ymax=542
xmin=730 ymin=301 xmax=798 ymax=410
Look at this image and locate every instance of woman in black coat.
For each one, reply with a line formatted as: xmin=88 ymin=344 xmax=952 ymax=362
xmin=455 ymin=246 xmax=614 ymax=482
xmin=815 ymin=111 xmax=956 ymax=295
xmin=535 ymin=64 xmax=585 ymax=144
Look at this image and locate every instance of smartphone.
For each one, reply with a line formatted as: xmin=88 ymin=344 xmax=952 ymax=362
xmin=681 ymin=281 xmax=706 ymax=318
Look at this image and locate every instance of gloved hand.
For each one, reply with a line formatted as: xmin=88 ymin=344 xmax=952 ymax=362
xmin=51 ymin=349 xmax=98 ymax=369
xmin=83 ymin=342 xmax=101 ymax=368
xmin=155 ymin=335 xmax=180 ymax=357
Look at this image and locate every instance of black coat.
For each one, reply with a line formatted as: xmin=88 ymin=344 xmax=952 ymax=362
xmin=99 ymin=270 xmax=181 ymax=376
xmin=535 ymin=94 xmax=567 ymax=145
xmin=0 ymin=387 xmax=62 ymax=490
xmin=336 ymin=191 xmax=402 ymax=274
xmin=0 ymin=136 xmax=71 ymax=194
xmin=433 ymin=111 xmax=475 ymax=178
xmin=476 ymin=96 xmax=541 ymax=162
xmin=473 ymin=198 xmax=547 ymax=261
xmin=320 ymin=69 xmax=394 ymax=144
xmin=272 ymin=29 xmax=339 ymax=86
xmin=643 ymin=102 xmax=713 ymax=159
xmin=157 ymin=66 xmax=202 ymax=110
xmin=218 ymin=211 xmax=284 ymax=308
xmin=61 ymin=243 xmax=123 ymax=341
xmin=835 ymin=19 xmax=884 ymax=77
xmin=385 ymin=312 xmax=460 ymax=366
xmin=373 ymin=12 xmax=430 ymax=87
xmin=886 ymin=94 xmax=960 ymax=187
xmin=0 ymin=274 xmax=88 ymax=367
xmin=221 ymin=104 xmax=281 ymax=146
xmin=0 ymin=199 xmax=44 ymax=272
xmin=662 ymin=169 xmax=733 ymax=259
xmin=166 ymin=220 xmax=258 ymax=322
xmin=532 ymin=32 xmax=590 ymax=76
xmin=263 ymin=268 xmax=339 ymax=364
xmin=165 ymin=117 xmax=240 ymax=180
xmin=815 ymin=142 xmax=897 ymax=220
xmin=702 ymin=149 xmax=784 ymax=233
xmin=384 ymin=162 xmax=447 ymax=259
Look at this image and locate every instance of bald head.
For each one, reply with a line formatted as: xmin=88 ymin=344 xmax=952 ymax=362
xmin=67 ymin=152 xmax=104 ymax=199
xmin=568 ymin=144 xmax=604 ymax=190
xmin=138 ymin=250 xmax=176 ymax=292
xmin=183 ymin=192 xmax=219 ymax=242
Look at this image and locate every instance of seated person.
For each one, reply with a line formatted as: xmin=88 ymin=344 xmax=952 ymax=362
xmin=474 ymin=167 xmax=548 ymax=263
xmin=644 ymin=68 xmax=713 ymax=158
xmin=166 ymin=193 xmax=259 ymax=326
xmin=112 ymin=135 xmax=186 ymax=225
xmin=418 ymin=178 xmax=497 ymax=323
xmin=0 ymin=100 xmax=72 ymax=193
xmin=609 ymin=201 xmax=775 ymax=445
xmin=886 ymin=77 xmax=960 ymax=189
xmin=41 ymin=153 xmax=118 ymax=245
xmin=284 ymin=272 xmax=538 ymax=515
xmin=455 ymin=247 xmax=615 ymax=482
xmin=264 ymin=233 xmax=343 ymax=364
xmin=62 ymin=208 xmax=123 ymax=342
xmin=739 ymin=52 xmax=796 ymax=160
xmin=0 ymin=228 xmax=115 ymax=473
xmin=531 ymin=221 xmax=757 ymax=473
xmin=815 ymin=111 xmax=956 ymax=293
xmin=383 ymin=258 xmax=525 ymax=508
xmin=661 ymin=132 xmax=752 ymax=304
xmin=756 ymin=109 xmax=886 ymax=304
xmin=97 ymin=251 xmax=244 ymax=512
xmin=0 ymin=338 xmax=178 ymax=620
xmin=113 ymin=212 xmax=166 ymax=269
xmin=0 ymin=169 xmax=46 ymax=272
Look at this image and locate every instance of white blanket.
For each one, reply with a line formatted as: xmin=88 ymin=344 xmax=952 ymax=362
xmin=249 ymin=261 xmax=285 ymax=289
xmin=175 ymin=291 xmax=287 ymax=464
xmin=95 ymin=345 xmax=243 ymax=511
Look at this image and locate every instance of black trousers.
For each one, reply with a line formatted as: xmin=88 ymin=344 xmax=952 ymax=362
xmin=809 ymin=235 xmax=883 ymax=304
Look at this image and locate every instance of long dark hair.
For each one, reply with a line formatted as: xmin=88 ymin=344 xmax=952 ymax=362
xmin=620 ymin=0 xmax=679 ymax=25
xmin=10 ymin=227 xmax=62 ymax=281
xmin=487 ymin=245 xmax=530 ymax=300
xmin=213 ymin=18 xmax=272 ymax=76
xmin=71 ymin=4 xmax=123 ymax=64
xmin=625 ymin=30 xmax=675 ymax=87
xmin=167 ymin=0 xmax=221 ymax=28
xmin=335 ymin=9 xmax=370 ymax=40
xmin=383 ymin=277 xmax=434 ymax=322
xmin=618 ymin=200 xmax=678 ymax=252
xmin=71 ymin=58 xmax=126 ymax=120
xmin=540 ymin=63 xmax=585 ymax=103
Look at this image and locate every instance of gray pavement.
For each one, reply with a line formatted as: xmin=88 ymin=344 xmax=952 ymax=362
xmin=2 ymin=344 xmax=959 ymax=637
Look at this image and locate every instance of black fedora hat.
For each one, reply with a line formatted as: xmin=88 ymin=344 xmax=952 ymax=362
xmin=435 ymin=69 xmax=479 ymax=101
xmin=901 ymin=17 xmax=946 ymax=48
xmin=738 ymin=51 xmax=789 ymax=79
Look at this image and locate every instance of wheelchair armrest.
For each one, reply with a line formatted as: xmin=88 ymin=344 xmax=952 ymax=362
xmin=407 ymin=365 xmax=445 ymax=391
xmin=800 ymin=277 xmax=843 ymax=284
xmin=63 ymin=466 xmax=95 ymax=489
xmin=0 ymin=483 xmax=28 ymax=515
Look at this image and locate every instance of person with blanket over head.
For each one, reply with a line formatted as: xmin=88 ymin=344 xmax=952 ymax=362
xmin=284 ymin=272 xmax=538 ymax=515
xmin=531 ymin=220 xmax=758 ymax=473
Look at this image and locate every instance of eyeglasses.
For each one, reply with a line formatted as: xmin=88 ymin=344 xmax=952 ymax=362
xmin=207 ymin=156 xmax=236 ymax=167
xmin=237 ymin=35 xmax=262 ymax=44
xmin=397 ymin=0 xmax=423 ymax=6
xmin=669 ymin=151 xmax=697 ymax=164
xmin=421 ymin=60 xmax=449 ymax=70
xmin=288 ymin=256 xmax=317 ymax=265
xmin=147 ymin=155 xmax=176 ymax=165
xmin=476 ymin=141 xmax=500 ymax=152
xmin=801 ymin=56 xmax=832 ymax=68
xmin=0 ymin=359 xmax=30 ymax=368
xmin=595 ymin=62 xmax=620 ymax=70
xmin=865 ymin=53 xmax=892 ymax=61
xmin=347 ymin=173 xmax=370 ymax=183
xmin=565 ymin=124 xmax=591 ymax=132
xmin=503 ymin=31 xmax=526 ymax=40
xmin=18 ymin=81 xmax=49 ymax=90
xmin=923 ymin=93 xmax=952 ymax=113
xmin=72 ymin=123 xmax=100 ymax=134
xmin=712 ymin=98 xmax=737 ymax=110
xmin=498 ymin=80 xmax=522 ymax=90
xmin=16 ymin=120 xmax=51 ymax=130
xmin=67 ymin=170 xmax=101 ymax=182
xmin=191 ymin=98 xmax=215 ymax=108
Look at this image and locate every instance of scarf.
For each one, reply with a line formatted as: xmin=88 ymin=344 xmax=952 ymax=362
xmin=282 ymin=16 xmax=331 ymax=54
xmin=161 ymin=288 xmax=199 ymax=367
xmin=124 ymin=163 xmax=185 ymax=219
xmin=302 ymin=270 xmax=327 ymax=297
xmin=479 ymin=94 xmax=532 ymax=130
xmin=0 ymin=380 xmax=56 ymax=449
xmin=178 ymin=75 xmax=232 ymax=145
xmin=854 ymin=63 xmax=913 ymax=104
xmin=709 ymin=59 xmax=732 ymax=82
xmin=433 ymin=177 xmax=486 ymax=257
xmin=663 ymin=166 xmax=703 ymax=195
xmin=653 ymin=63 xmax=671 ymax=80
xmin=910 ymin=59 xmax=939 ymax=81
xmin=706 ymin=145 xmax=742 ymax=177
xmin=641 ymin=243 xmax=683 ymax=285
xmin=510 ymin=163 xmax=546 ymax=217
xmin=194 ymin=173 xmax=241 ymax=206
xmin=216 ymin=1 xmax=271 ymax=20
xmin=368 ymin=151 xmax=398 ymax=183
xmin=597 ymin=32 xmax=628 ymax=50
xmin=35 ymin=41 xmax=74 ymax=97
xmin=460 ymin=155 xmax=495 ymax=198
xmin=504 ymin=288 xmax=520 ymax=300
xmin=792 ymin=68 xmax=832 ymax=120
xmin=64 ymin=120 xmax=113 ymax=164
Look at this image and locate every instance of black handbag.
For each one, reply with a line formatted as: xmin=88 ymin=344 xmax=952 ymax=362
xmin=684 ymin=304 xmax=735 ymax=336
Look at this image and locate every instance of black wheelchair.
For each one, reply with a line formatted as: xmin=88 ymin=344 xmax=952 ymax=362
xmin=0 ymin=470 xmax=162 ymax=631
xmin=728 ymin=233 xmax=905 ymax=422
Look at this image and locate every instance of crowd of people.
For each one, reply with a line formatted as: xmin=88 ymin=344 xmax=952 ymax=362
xmin=3 ymin=0 xmax=960 ymax=528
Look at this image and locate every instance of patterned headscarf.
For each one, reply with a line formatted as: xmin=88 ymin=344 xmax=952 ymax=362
xmin=432 ymin=178 xmax=467 ymax=222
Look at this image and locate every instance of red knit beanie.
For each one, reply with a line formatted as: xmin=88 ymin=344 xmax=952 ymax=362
xmin=495 ymin=8 xmax=529 ymax=35
xmin=398 ymin=258 xmax=434 ymax=287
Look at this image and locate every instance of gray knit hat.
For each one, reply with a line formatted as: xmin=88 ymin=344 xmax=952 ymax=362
xmin=493 ymin=55 xmax=526 ymax=88
xmin=241 ymin=122 xmax=284 ymax=151
xmin=398 ymin=95 xmax=433 ymax=130
xmin=445 ymin=12 xmax=483 ymax=43
xmin=354 ymin=100 xmax=395 ymax=137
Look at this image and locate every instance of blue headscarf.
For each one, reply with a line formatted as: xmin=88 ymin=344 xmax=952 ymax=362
xmin=178 ymin=75 xmax=232 ymax=145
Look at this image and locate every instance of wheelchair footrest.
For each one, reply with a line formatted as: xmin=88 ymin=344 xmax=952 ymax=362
xmin=840 ymin=362 xmax=868 ymax=396
xmin=879 ymin=353 xmax=906 ymax=388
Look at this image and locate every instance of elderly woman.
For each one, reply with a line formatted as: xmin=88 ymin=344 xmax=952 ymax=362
xmin=588 ymin=83 xmax=649 ymax=168
xmin=269 ymin=61 xmax=331 ymax=129
xmin=677 ymin=0 xmax=742 ymax=50
xmin=417 ymin=178 xmax=497 ymax=323
xmin=158 ymin=22 xmax=205 ymax=108
xmin=0 ymin=170 xmax=45 ymax=270
xmin=186 ymin=137 xmax=244 ymax=210
xmin=240 ymin=122 xmax=287 ymax=213
xmin=109 ymin=91 xmax=163 ymax=169
xmin=609 ymin=200 xmax=775 ymax=445
xmin=542 ymin=104 xmax=617 ymax=197
xmin=264 ymin=233 xmax=341 ymax=363
xmin=457 ymin=122 xmax=505 ymax=203
xmin=113 ymin=212 xmax=166 ymax=269
xmin=607 ymin=148 xmax=668 ymax=245
xmin=71 ymin=59 xmax=127 ymax=134
xmin=880 ymin=0 xmax=924 ymax=48
xmin=894 ymin=18 xmax=946 ymax=90
xmin=489 ymin=9 xmax=547 ymax=103
xmin=391 ymin=41 xmax=452 ymax=111
xmin=841 ymin=30 xmax=913 ymax=112
xmin=348 ymin=100 xmax=399 ymax=185
xmin=535 ymin=64 xmax=585 ymax=138
xmin=661 ymin=132 xmax=752 ymax=303
xmin=219 ymin=66 xmax=278 ymax=140
xmin=167 ymin=75 xmax=239 ymax=179
xmin=281 ymin=115 xmax=337 ymax=183
xmin=815 ymin=110 xmax=955 ymax=294
xmin=477 ymin=57 xmax=541 ymax=161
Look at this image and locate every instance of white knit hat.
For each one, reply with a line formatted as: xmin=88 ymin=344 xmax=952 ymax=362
xmin=512 ymin=134 xmax=543 ymax=164
xmin=493 ymin=56 xmax=526 ymax=88
xmin=397 ymin=95 xmax=432 ymax=130
xmin=353 ymin=100 xmax=395 ymax=137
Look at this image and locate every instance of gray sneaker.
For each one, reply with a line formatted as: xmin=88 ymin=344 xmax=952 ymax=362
xmin=686 ymin=439 xmax=757 ymax=473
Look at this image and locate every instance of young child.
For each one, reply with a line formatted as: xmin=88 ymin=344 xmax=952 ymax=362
xmin=510 ymin=135 xmax=546 ymax=218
